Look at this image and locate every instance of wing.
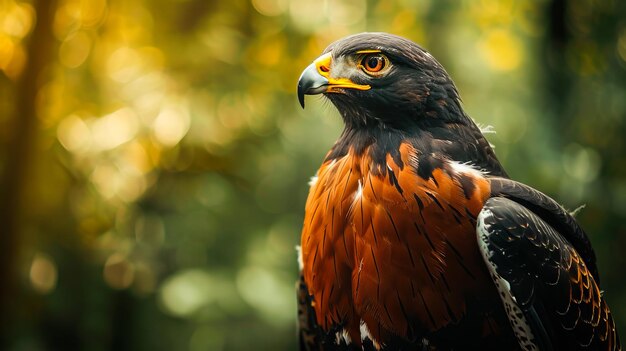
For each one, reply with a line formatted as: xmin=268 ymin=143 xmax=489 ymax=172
xmin=477 ymin=196 xmax=621 ymax=350
xmin=489 ymin=177 xmax=599 ymax=282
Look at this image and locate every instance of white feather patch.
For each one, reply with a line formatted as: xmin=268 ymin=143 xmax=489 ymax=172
xmin=295 ymin=245 xmax=303 ymax=270
xmin=308 ymin=175 xmax=318 ymax=187
xmin=334 ymin=328 xmax=351 ymax=345
xmin=448 ymin=160 xmax=487 ymax=177
xmin=359 ymin=320 xmax=371 ymax=341
xmin=359 ymin=320 xmax=381 ymax=349
xmin=353 ymin=179 xmax=363 ymax=202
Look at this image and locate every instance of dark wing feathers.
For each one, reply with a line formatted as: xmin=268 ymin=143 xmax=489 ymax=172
xmin=489 ymin=177 xmax=599 ymax=282
xmin=479 ymin=195 xmax=620 ymax=350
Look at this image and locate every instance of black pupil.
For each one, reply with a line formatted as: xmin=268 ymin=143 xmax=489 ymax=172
xmin=367 ymin=56 xmax=382 ymax=69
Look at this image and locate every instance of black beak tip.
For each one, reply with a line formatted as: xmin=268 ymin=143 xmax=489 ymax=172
xmin=297 ymin=62 xmax=329 ymax=109
xmin=298 ymin=84 xmax=306 ymax=109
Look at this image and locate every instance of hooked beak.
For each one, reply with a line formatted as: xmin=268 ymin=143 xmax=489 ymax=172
xmin=297 ymin=53 xmax=371 ymax=108
xmin=297 ymin=60 xmax=329 ymax=108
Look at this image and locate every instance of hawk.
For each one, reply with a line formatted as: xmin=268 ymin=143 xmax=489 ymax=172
xmin=295 ymin=32 xmax=620 ymax=351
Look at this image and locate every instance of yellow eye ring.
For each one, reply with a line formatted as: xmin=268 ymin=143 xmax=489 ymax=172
xmin=359 ymin=54 xmax=389 ymax=75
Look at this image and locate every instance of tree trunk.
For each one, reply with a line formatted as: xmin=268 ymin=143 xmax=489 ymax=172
xmin=0 ymin=0 xmax=58 ymax=345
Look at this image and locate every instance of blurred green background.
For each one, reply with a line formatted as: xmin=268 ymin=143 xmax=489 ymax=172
xmin=0 ymin=0 xmax=625 ymax=350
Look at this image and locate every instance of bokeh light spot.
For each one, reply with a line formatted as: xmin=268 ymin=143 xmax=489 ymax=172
xmin=29 ymin=253 xmax=58 ymax=294
xmin=89 ymin=155 xmax=149 ymax=203
xmin=0 ymin=35 xmax=16 ymax=72
xmin=159 ymin=269 xmax=214 ymax=318
xmin=57 ymin=114 xmax=91 ymax=152
xmin=107 ymin=47 xmax=143 ymax=83
xmin=59 ymin=30 xmax=91 ymax=68
xmin=562 ymin=143 xmax=601 ymax=183
xmin=103 ymin=253 xmax=135 ymax=289
xmin=289 ymin=0 xmax=328 ymax=33
xmin=200 ymin=26 xmax=243 ymax=64
xmin=479 ymin=29 xmax=522 ymax=71
xmin=0 ymin=37 xmax=25 ymax=79
xmin=328 ymin=0 xmax=366 ymax=26
xmin=2 ymin=2 xmax=35 ymax=38
xmin=79 ymin=0 xmax=108 ymax=28
xmin=236 ymin=266 xmax=293 ymax=324
xmin=153 ymin=104 xmax=190 ymax=147
xmin=252 ymin=0 xmax=288 ymax=17
xmin=91 ymin=107 xmax=139 ymax=151
xmin=391 ymin=9 xmax=417 ymax=33
xmin=252 ymin=35 xmax=285 ymax=67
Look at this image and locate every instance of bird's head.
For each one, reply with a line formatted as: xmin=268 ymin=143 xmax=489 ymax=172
xmin=298 ymin=32 xmax=466 ymax=129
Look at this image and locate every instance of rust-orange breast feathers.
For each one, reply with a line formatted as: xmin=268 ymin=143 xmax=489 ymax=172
xmin=301 ymin=143 xmax=494 ymax=344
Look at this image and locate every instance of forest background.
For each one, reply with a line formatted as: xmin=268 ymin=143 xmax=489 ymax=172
xmin=0 ymin=0 xmax=625 ymax=350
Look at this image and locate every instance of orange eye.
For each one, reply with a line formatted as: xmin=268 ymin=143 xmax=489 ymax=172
xmin=360 ymin=54 xmax=388 ymax=75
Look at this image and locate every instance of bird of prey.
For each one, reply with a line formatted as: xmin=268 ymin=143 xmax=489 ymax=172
xmin=296 ymin=32 xmax=620 ymax=351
